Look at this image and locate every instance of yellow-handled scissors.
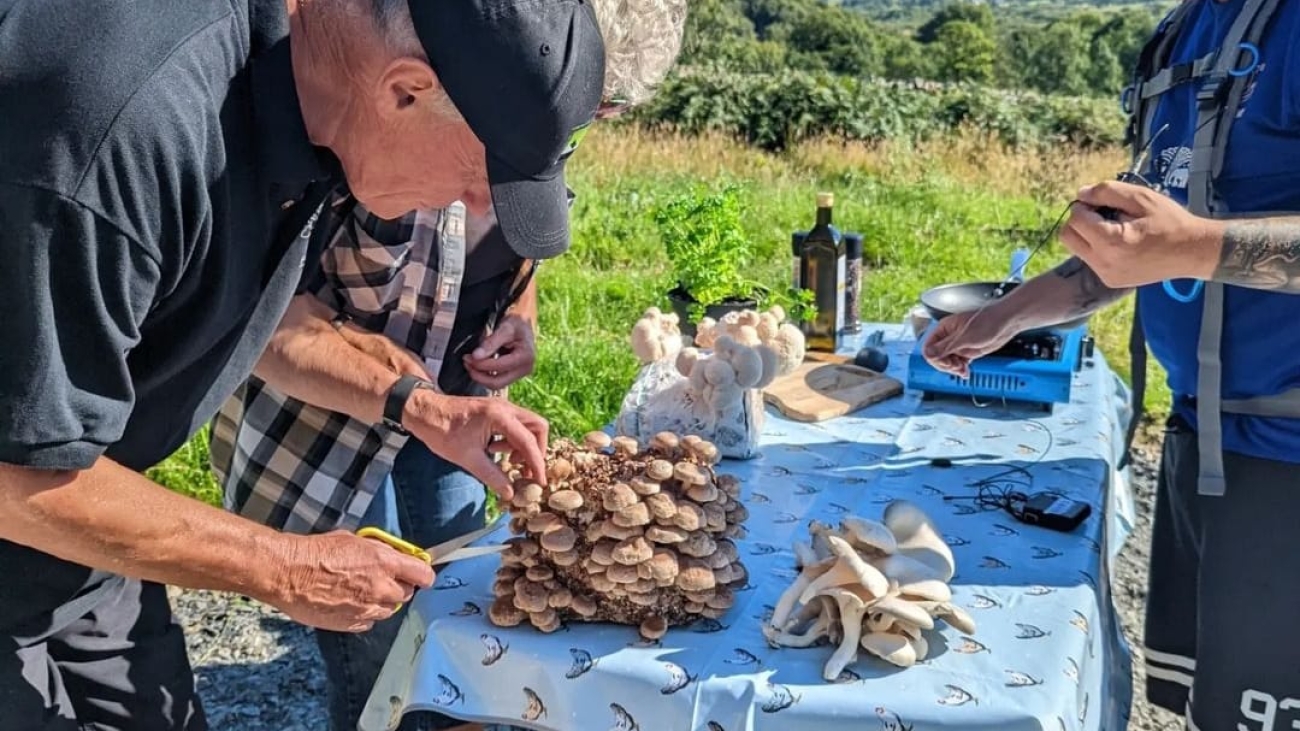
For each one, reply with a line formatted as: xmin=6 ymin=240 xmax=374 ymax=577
xmin=357 ymin=514 xmax=509 ymax=567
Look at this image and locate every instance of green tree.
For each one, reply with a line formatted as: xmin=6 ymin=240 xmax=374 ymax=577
xmin=1029 ymin=22 xmax=1092 ymax=95
xmin=784 ymin=6 xmax=883 ymax=77
xmin=680 ymin=0 xmax=756 ymax=64
xmin=916 ymin=1 xmax=995 ymax=44
xmin=934 ymin=20 xmax=996 ymax=83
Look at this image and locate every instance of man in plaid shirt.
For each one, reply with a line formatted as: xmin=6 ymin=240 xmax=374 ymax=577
xmin=210 ymin=195 xmax=543 ymax=731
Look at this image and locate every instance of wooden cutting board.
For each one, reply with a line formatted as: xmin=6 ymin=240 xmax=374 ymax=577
xmin=763 ymin=359 xmax=904 ymax=422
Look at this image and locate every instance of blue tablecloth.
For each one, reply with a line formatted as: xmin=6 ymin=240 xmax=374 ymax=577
xmin=360 ymin=322 xmax=1138 ymax=731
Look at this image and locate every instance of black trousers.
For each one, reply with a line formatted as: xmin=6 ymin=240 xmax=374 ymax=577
xmin=0 ymin=578 xmax=205 ymax=731
xmin=1145 ymin=414 xmax=1300 ymax=730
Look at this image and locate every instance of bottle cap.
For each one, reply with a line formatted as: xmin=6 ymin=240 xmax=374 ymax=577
xmin=791 ymin=231 xmax=807 ymax=257
xmin=844 ymin=232 xmax=863 ymax=259
xmin=816 ymin=192 xmax=834 ymax=208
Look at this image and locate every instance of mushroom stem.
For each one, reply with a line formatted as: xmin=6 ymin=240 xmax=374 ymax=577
xmin=820 ymin=588 xmax=869 ymax=681
xmin=768 ymin=557 xmax=834 ymax=630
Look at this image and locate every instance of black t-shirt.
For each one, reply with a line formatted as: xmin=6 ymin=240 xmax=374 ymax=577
xmin=0 ymin=0 xmax=342 ymax=635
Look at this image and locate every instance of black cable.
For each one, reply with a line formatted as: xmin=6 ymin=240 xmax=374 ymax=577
xmin=942 ymin=420 xmax=1062 ymax=523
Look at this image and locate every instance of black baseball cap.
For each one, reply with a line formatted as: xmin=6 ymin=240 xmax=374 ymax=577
xmin=407 ymin=0 xmax=605 ymax=260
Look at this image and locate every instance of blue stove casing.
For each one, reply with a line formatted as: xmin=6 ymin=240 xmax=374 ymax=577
xmin=906 ymin=322 xmax=1092 ymax=412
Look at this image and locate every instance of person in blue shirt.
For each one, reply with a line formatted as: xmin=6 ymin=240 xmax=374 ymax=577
xmin=924 ymin=1 xmax=1300 ymax=728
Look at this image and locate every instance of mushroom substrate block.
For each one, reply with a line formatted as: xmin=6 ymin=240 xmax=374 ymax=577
xmin=488 ymin=432 xmax=750 ymax=639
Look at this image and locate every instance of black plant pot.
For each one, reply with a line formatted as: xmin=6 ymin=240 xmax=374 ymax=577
xmin=667 ymin=286 xmax=759 ymax=339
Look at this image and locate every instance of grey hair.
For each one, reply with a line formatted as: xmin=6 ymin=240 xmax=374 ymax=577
xmin=588 ymin=0 xmax=687 ymax=105
xmin=368 ymin=0 xmax=464 ymax=121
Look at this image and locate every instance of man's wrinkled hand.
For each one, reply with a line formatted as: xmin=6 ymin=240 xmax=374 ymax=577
xmin=1060 ymin=180 xmax=1225 ymax=288
xmin=920 ymin=310 xmax=1018 ymax=379
xmin=270 ymin=531 xmax=434 ymax=633
xmin=405 ymin=392 xmax=548 ymax=500
xmin=464 ymin=315 xmax=535 ymax=390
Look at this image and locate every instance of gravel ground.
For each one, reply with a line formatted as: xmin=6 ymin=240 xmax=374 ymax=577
xmin=173 ymin=448 xmax=1180 ymax=731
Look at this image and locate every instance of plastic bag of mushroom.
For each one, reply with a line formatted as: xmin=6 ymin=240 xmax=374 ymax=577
xmin=763 ymin=500 xmax=976 ymax=681
xmin=614 ymin=306 xmax=806 ymax=460
xmin=487 ymin=430 xmax=751 ymax=641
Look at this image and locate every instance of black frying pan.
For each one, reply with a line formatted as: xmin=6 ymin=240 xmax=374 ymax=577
xmin=919 ymin=281 xmax=1090 ymax=335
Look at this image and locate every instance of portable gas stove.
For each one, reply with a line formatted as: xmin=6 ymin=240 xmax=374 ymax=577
xmin=906 ymin=322 xmax=1094 ymax=412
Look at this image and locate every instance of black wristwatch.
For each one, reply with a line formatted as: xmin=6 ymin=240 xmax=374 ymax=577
xmin=382 ymin=374 xmax=435 ymax=435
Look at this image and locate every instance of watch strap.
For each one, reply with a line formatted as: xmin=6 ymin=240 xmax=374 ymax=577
xmin=382 ymin=374 xmax=432 ymax=434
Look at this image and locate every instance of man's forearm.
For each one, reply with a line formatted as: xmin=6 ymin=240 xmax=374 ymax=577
xmin=1212 ymin=216 xmax=1300 ymax=292
xmin=253 ymin=295 xmax=403 ymax=425
xmin=510 ymin=277 xmax=538 ymax=328
xmin=0 ymin=459 xmax=292 ymax=600
xmin=998 ymin=257 xmax=1131 ymax=332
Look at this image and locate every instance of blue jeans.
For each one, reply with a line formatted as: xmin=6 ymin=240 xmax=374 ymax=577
xmin=314 ymin=438 xmax=486 ymax=731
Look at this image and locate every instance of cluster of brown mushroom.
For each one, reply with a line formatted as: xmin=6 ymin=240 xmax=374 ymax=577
xmin=486 ymin=431 xmax=750 ymax=640
xmin=763 ymin=500 xmax=976 ymax=680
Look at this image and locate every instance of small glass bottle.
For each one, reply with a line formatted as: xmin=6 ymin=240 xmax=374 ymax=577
xmin=791 ymin=231 xmax=807 ymax=290
xmin=843 ymin=232 xmax=863 ymax=334
xmin=798 ymin=192 xmax=845 ymax=352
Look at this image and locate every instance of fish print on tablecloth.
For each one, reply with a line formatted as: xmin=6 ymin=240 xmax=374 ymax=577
xmin=774 ymin=512 xmax=799 ymax=524
xmin=1078 ymin=570 xmax=1098 ymax=590
xmin=609 ymin=702 xmax=639 ymax=731
xmin=566 ymin=648 xmax=596 ymax=679
xmin=1079 ymin=693 xmax=1089 ymax=724
xmin=753 ymin=604 xmax=776 ymax=623
xmin=451 ymin=602 xmax=480 ymax=616
xmin=433 ymin=575 xmax=467 ymax=591
xmin=690 ymin=618 xmax=729 ymax=634
xmin=835 ymin=668 xmax=863 ymax=683
xmin=1016 ymin=623 xmax=1051 ymax=640
xmin=659 ymin=661 xmax=695 ymax=694
xmin=480 ymin=634 xmax=507 ymax=666
xmin=725 ymin=648 xmax=761 ymax=666
xmin=1004 ymin=670 xmax=1043 ymax=688
xmin=950 ymin=504 xmax=978 ymax=516
xmin=969 ymin=594 xmax=1000 ymax=610
xmin=1033 ymin=546 xmax=1063 ymax=559
xmin=749 ymin=543 xmax=780 ymax=556
xmin=990 ymin=524 xmax=1019 ymax=537
xmin=767 ymin=466 xmax=792 ymax=477
xmin=953 ymin=637 xmax=991 ymax=655
xmin=1065 ymin=657 xmax=1080 ymax=685
xmin=945 ymin=535 xmax=971 ymax=548
xmin=875 ymin=707 xmax=913 ymax=730
xmin=1025 ymin=585 xmax=1055 ymax=596
xmin=980 ymin=556 xmax=1010 ymax=570
xmin=521 ymin=687 xmax=547 ymax=721
xmin=1071 ymin=610 xmax=1090 ymax=634
xmin=825 ymin=502 xmax=851 ymax=516
xmin=707 ymin=724 xmax=726 ymax=731
xmin=750 ymin=492 xmax=772 ymax=505
xmin=937 ymin=685 xmax=977 ymax=707
xmin=431 ymin=675 xmax=464 ymax=707
xmin=795 ymin=483 xmax=821 ymax=495
xmin=760 ymin=682 xmax=800 ymax=713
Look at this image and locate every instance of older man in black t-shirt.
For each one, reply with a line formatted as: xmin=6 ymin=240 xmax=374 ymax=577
xmin=0 ymin=0 xmax=604 ymax=728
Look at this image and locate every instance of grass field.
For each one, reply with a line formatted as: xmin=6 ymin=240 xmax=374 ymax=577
xmin=149 ymin=125 xmax=1170 ymax=505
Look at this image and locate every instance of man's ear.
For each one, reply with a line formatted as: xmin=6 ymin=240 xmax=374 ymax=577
xmin=375 ymin=58 xmax=439 ymax=118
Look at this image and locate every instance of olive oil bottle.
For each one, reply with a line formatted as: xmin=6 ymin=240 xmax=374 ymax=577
xmin=798 ymin=192 xmax=845 ymax=352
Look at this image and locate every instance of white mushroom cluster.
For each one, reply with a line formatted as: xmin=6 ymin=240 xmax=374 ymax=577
xmin=630 ymin=307 xmax=684 ymax=365
xmin=763 ymin=500 xmax=975 ymax=680
xmin=487 ymin=431 xmax=750 ymax=640
xmin=694 ymin=306 xmax=805 ymax=378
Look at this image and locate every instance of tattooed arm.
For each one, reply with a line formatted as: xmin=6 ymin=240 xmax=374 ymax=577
xmin=1212 ymin=218 xmax=1300 ymax=292
xmin=990 ymin=256 xmax=1132 ymax=335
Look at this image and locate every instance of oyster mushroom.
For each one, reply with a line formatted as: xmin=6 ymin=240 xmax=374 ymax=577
xmin=768 ymin=555 xmax=836 ymax=630
xmin=489 ymin=596 xmax=527 ymax=627
xmin=629 ymin=476 xmax=662 ymax=497
xmin=611 ymin=436 xmax=640 ymax=457
xmin=671 ymin=503 xmax=705 ymax=532
xmin=882 ymin=500 xmax=955 ymax=582
xmin=640 ymin=616 xmax=669 ymax=640
xmin=607 ymin=563 xmax=640 ymax=585
xmin=511 ymin=483 xmax=544 ymax=509
xmin=674 ymin=462 xmax=708 ymax=487
xmin=645 ymin=551 xmax=680 ymax=582
xmin=590 ymin=540 xmax=618 ymax=566
xmin=702 ymin=502 xmax=727 ymax=531
xmin=571 ymin=594 xmax=598 ymax=618
xmin=531 ymin=608 xmax=561 ymax=633
xmin=860 ymin=631 xmax=917 ymax=668
xmin=816 ymin=585 xmax=872 ymax=681
xmin=551 ymin=549 xmax=580 ymax=567
xmin=603 ymin=483 xmax=639 ymax=512
xmin=686 ymin=482 xmax=719 ymax=504
xmin=678 ymin=532 xmax=717 ymax=559
xmin=526 ymin=565 xmax=554 ymax=583
xmin=716 ymin=474 xmax=741 ymax=499
xmin=526 ymin=512 xmax=564 ymax=534
xmin=612 ymin=502 xmax=652 ymax=528
xmin=645 ymin=525 xmax=688 ymax=544
xmin=548 ymin=588 xmax=574 ymax=610
xmin=650 ymin=432 xmax=680 ymax=455
xmin=584 ymin=431 xmax=613 ymax=451
xmin=612 ymin=537 xmax=654 ymax=566
xmin=764 ymin=595 xmax=838 ymax=648
xmin=676 ymin=565 xmax=716 ymax=592
xmin=547 ymin=490 xmax=584 ymax=512
xmin=644 ymin=492 xmax=678 ymax=520
xmin=512 ymin=580 xmax=549 ymax=614
xmin=840 ymin=516 xmax=897 ymax=556
xmin=646 ymin=460 xmax=675 ymax=482
xmin=540 ymin=526 xmax=577 ymax=553
xmin=799 ymin=535 xmax=890 ymax=605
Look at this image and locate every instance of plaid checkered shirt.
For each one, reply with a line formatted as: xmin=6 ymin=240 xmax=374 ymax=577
xmin=209 ymin=198 xmax=473 ymax=535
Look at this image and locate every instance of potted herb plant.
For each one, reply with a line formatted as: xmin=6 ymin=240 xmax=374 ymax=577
xmin=653 ymin=184 xmax=768 ymax=336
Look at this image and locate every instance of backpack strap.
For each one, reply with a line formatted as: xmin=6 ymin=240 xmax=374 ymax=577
xmin=1190 ymin=0 xmax=1284 ymax=496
